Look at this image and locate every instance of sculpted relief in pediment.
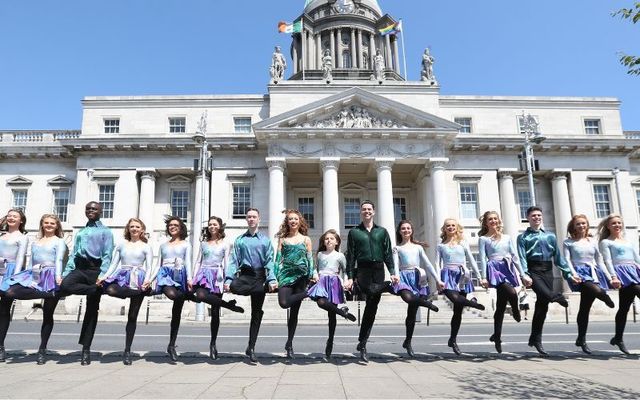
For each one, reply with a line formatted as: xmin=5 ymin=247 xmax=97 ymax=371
xmin=294 ymin=106 xmax=408 ymax=129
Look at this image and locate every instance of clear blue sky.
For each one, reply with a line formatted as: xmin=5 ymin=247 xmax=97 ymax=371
xmin=1 ymin=0 xmax=639 ymax=130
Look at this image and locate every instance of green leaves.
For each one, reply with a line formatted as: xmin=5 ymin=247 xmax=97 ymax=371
xmin=613 ymin=3 xmax=640 ymax=75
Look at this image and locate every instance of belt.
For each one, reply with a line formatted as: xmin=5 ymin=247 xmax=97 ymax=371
xmin=75 ymin=256 xmax=101 ymax=270
xmin=528 ymin=260 xmax=552 ymax=271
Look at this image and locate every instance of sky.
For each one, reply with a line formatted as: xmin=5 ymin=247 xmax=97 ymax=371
xmin=1 ymin=0 xmax=639 ymax=130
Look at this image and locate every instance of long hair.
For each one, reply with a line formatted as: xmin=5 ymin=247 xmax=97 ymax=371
xmin=317 ymin=229 xmax=342 ymax=252
xmin=395 ymin=220 xmax=428 ymax=248
xmin=201 ymin=216 xmax=226 ymax=241
xmin=440 ymin=218 xmax=464 ymax=244
xmin=0 ymin=208 xmax=27 ymax=233
xmin=164 ymin=215 xmax=188 ymax=240
xmin=597 ymin=213 xmax=624 ymax=242
xmin=38 ymin=214 xmax=63 ymax=239
xmin=124 ymin=218 xmax=148 ymax=243
xmin=276 ymin=209 xmax=309 ymax=238
xmin=478 ymin=211 xmax=503 ymax=238
xmin=567 ymin=214 xmax=591 ymax=240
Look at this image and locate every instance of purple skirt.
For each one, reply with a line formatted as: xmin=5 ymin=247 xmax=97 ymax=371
xmin=614 ymin=264 xmax=640 ymax=288
xmin=392 ymin=269 xmax=429 ymax=296
xmin=6 ymin=265 xmax=57 ymax=292
xmin=568 ymin=264 xmax=609 ymax=291
xmin=156 ymin=265 xmax=188 ymax=293
xmin=487 ymin=258 xmax=520 ymax=288
xmin=0 ymin=262 xmax=17 ymax=292
xmin=441 ymin=266 xmax=474 ymax=293
xmin=193 ymin=265 xmax=224 ymax=294
xmin=104 ymin=266 xmax=146 ymax=290
xmin=308 ymin=275 xmax=345 ymax=305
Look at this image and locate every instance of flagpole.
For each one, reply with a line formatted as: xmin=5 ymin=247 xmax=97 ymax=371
xmin=399 ymin=19 xmax=408 ymax=80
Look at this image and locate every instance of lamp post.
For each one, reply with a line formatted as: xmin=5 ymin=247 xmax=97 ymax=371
xmin=520 ymin=112 xmax=546 ymax=206
xmin=192 ymin=111 xmax=209 ymax=322
xmin=612 ymin=167 xmax=623 ymax=214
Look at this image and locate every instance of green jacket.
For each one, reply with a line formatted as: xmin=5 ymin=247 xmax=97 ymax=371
xmin=345 ymin=223 xmax=394 ymax=278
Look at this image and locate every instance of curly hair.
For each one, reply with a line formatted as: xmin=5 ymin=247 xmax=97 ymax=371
xmin=440 ymin=218 xmax=464 ymax=244
xmin=38 ymin=214 xmax=64 ymax=239
xmin=318 ymin=229 xmax=341 ymax=252
xmin=124 ymin=218 xmax=148 ymax=243
xmin=567 ymin=214 xmax=591 ymax=240
xmin=597 ymin=213 xmax=624 ymax=242
xmin=478 ymin=211 xmax=503 ymax=238
xmin=0 ymin=208 xmax=27 ymax=234
xmin=164 ymin=215 xmax=188 ymax=240
xmin=395 ymin=220 xmax=428 ymax=248
xmin=276 ymin=209 xmax=309 ymax=238
xmin=201 ymin=216 xmax=226 ymax=241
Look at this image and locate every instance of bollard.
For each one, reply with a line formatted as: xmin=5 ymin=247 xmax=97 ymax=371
xmin=426 ymin=308 xmax=430 ymax=326
xmin=565 ymin=298 xmax=569 ymax=324
xmin=76 ymin=298 xmax=83 ymax=323
xmin=634 ymin=302 xmax=637 ymax=323
xmin=10 ymin=300 xmax=16 ymax=321
xmin=357 ymin=300 xmax=361 ymax=327
xmin=145 ymin=299 xmax=151 ymax=325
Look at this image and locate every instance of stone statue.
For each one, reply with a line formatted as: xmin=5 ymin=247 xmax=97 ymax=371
xmin=373 ymin=48 xmax=385 ymax=82
xmin=270 ymin=46 xmax=287 ymax=83
xmin=197 ymin=111 xmax=208 ymax=135
xmin=421 ymin=48 xmax=437 ymax=84
xmin=322 ymin=49 xmax=333 ymax=82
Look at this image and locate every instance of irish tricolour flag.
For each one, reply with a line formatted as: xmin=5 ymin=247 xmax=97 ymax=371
xmin=278 ymin=19 xmax=302 ymax=34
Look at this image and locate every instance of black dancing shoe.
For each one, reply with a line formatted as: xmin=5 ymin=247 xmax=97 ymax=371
xmin=80 ymin=348 xmax=91 ymax=365
xmin=512 ymin=308 xmax=522 ymax=323
xmin=603 ymin=295 xmax=615 ymax=309
xmin=210 ymin=344 xmax=218 ymax=360
xmin=227 ymin=299 xmax=245 ymax=313
xmin=610 ymin=337 xmax=630 ymax=355
xmin=324 ymin=340 xmax=333 ymax=360
xmin=0 ymin=346 xmax=5 ymax=362
xmin=340 ymin=306 xmax=357 ymax=322
xmin=489 ymin=334 xmax=502 ymax=354
xmin=37 ymin=349 xmax=46 ymax=365
xmin=448 ymin=339 xmax=462 ymax=356
xmin=528 ymin=340 xmax=549 ymax=356
xmin=421 ymin=298 xmax=439 ymax=312
xmin=402 ymin=339 xmax=415 ymax=358
xmin=285 ymin=343 xmax=294 ymax=360
xmin=166 ymin=345 xmax=178 ymax=362
xmin=575 ymin=339 xmax=592 ymax=355
xmin=123 ymin=351 xmax=132 ymax=366
xmin=245 ymin=346 xmax=258 ymax=363
xmin=553 ymin=295 xmax=569 ymax=308
xmin=469 ymin=297 xmax=486 ymax=311
xmin=356 ymin=341 xmax=369 ymax=362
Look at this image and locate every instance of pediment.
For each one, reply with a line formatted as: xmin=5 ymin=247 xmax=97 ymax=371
xmin=166 ymin=174 xmax=193 ymax=184
xmin=340 ymin=182 xmax=367 ymax=191
xmin=6 ymin=176 xmax=33 ymax=186
xmin=47 ymin=175 xmax=74 ymax=186
xmin=254 ymin=87 xmax=460 ymax=133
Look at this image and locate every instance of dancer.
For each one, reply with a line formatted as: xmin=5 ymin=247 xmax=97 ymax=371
xmin=478 ymin=211 xmax=532 ymax=353
xmin=345 ymin=201 xmax=396 ymax=362
xmin=0 ymin=208 xmax=28 ymax=362
xmin=437 ymin=218 xmax=486 ymax=355
xmin=274 ymin=210 xmax=315 ymax=359
xmin=598 ymin=214 xmax=639 ymax=355
xmin=148 ymin=216 xmax=192 ymax=362
xmin=59 ymin=201 xmax=114 ymax=365
xmin=391 ymin=220 xmax=442 ymax=357
xmin=307 ymin=229 xmax=356 ymax=360
xmin=225 ymin=208 xmax=276 ymax=363
xmin=564 ymin=214 xmax=617 ymax=354
xmin=97 ymin=218 xmax=153 ymax=365
xmin=517 ymin=206 xmax=580 ymax=356
xmin=192 ymin=216 xmax=244 ymax=360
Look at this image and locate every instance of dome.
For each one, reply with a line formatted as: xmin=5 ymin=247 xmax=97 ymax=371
xmin=304 ymin=0 xmax=383 ymax=16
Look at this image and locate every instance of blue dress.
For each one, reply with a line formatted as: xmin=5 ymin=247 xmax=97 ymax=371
xmin=307 ymin=251 xmax=347 ymax=305
xmin=151 ymin=241 xmax=192 ymax=292
xmin=6 ymin=237 xmax=66 ymax=293
xmin=599 ymin=239 xmax=640 ymax=288
xmin=436 ymin=241 xmax=480 ymax=293
xmin=193 ymin=241 xmax=228 ymax=294
xmin=102 ymin=241 xmax=153 ymax=290
xmin=0 ymin=232 xmax=28 ymax=291
xmin=478 ymin=235 xmax=524 ymax=288
xmin=563 ymin=238 xmax=611 ymax=291
xmin=391 ymin=243 xmax=438 ymax=296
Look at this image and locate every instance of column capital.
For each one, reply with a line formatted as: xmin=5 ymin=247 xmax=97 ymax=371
xmin=375 ymin=158 xmax=395 ymax=171
xmin=548 ymin=168 xmax=571 ymax=181
xmin=427 ymin=157 xmax=449 ymax=170
xmin=497 ymin=168 xmax=518 ymax=180
xmin=266 ymin=157 xmax=287 ymax=171
xmin=320 ymin=157 xmax=341 ymax=171
xmin=138 ymin=169 xmax=157 ymax=181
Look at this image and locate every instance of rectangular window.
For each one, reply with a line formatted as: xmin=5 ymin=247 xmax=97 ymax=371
xmin=584 ymin=119 xmax=601 ymax=135
xmin=234 ymin=117 xmax=252 ymax=133
xmin=12 ymin=189 xmax=27 ymax=211
xmin=454 ymin=117 xmax=472 ymax=134
xmin=297 ymin=197 xmax=315 ymax=229
xmin=459 ymin=183 xmax=478 ymax=219
xmin=593 ymin=184 xmax=611 ymax=218
xmin=98 ymin=184 xmax=115 ymax=219
xmin=104 ymin=119 xmax=120 ymax=134
xmin=344 ymin=197 xmax=361 ymax=229
xmin=170 ymin=189 xmax=189 ymax=221
xmin=169 ymin=117 xmax=186 ymax=134
xmin=232 ymin=184 xmax=251 ymax=218
xmin=393 ymin=197 xmax=407 ymax=227
xmin=517 ymin=188 xmax=532 ymax=221
xmin=52 ymin=189 xmax=70 ymax=222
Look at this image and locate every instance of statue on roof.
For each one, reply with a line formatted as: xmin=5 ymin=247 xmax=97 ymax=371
xmin=373 ymin=48 xmax=385 ymax=82
xmin=322 ymin=49 xmax=333 ymax=82
xmin=270 ymin=46 xmax=287 ymax=83
xmin=421 ymin=48 xmax=437 ymax=85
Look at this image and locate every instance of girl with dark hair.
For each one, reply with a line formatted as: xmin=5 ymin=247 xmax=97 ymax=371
xmin=148 ymin=216 xmax=192 ymax=362
xmin=97 ymin=218 xmax=154 ymax=365
xmin=307 ymin=229 xmax=356 ymax=359
xmin=2 ymin=214 xmax=65 ymax=364
xmin=192 ymin=216 xmax=244 ymax=360
xmin=391 ymin=220 xmax=441 ymax=357
xmin=274 ymin=209 xmax=315 ymax=359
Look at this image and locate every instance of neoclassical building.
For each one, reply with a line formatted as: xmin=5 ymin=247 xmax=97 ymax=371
xmin=2 ymin=0 xmax=640 ymax=286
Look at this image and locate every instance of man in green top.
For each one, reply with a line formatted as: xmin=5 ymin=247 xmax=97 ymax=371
xmin=345 ymin=200 xmax=398 ymax=362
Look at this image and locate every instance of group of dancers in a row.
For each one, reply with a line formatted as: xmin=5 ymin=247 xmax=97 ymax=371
xmin=0 ymin=199 xmax=639 ymax=365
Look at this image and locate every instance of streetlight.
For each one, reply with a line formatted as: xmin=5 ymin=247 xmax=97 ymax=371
xmin=612 ymin=167 xmax=623 ymax=214
xmin=520 ymin=112 xmax=546 ymax=206
xmin=192 ymin=111 xmax=209 ymax=322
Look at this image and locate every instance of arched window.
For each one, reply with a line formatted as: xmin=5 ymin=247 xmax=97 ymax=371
xmin=362 ymin=53 xmax=369 ymax=69
xmin=342 ymin=50 xmax=352 ymax=69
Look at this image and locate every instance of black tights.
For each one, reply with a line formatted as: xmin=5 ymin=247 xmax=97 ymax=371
xmin=493 ymin=283 xmax=519 ymax=340
xmin=40 ymin=298 xmax=59 ymax=350
xmin=576 ymin=282 xmax=611 ymax=341
xmin=315 ymin=297 xmax=348 ymax=342
xmin=193 ymin=289 xmax=232 ymax=346
xmin=444 ymin=290 xmax=474 ymax=341
xmin=405 ymin=303 xmax=419 ymax=342
xmin=4 ymin=285 xmax=56 ymax=300
xmin=614 ymin=284 xmax=640 ymax=341
xmin=162 ymin=286 xmax=186 ymax=346
xmin=278 ymin=280 xmax=308 ymax=347
xmin=0 ymin=297 xmax=13 ymax=347
xmin=104 ymin=284 xmax=147 ymax=352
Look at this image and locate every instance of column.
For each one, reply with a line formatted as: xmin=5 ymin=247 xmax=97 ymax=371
xmin=357 ymin=29 xmax=363 ymax=68
xmin=316 ymin=33 xmax=322 ymax=69
xmin=384 ymin=34 xmax=392 ymax=69
xmin=301 ymin=31 xmax=307 ymax=73
xmin=330 ymin=30 xmax=336 ymax=68
xmin=350 ymin=28 xmax=357 ymax=68
xmin=336 ymin=29 xmax=343 ymax=68
xmin=138 ymin=170 xmax=157 ymax=235
xmin=428 ymin=158 xmax=449 ymax=250
xmin=497 ymin=169 xmax=519 ymax=237
xmin=267 ymin=158 xmax=286 ymax=240
xmin=421 ymin=173 xmax=435 ymax=260
xmin=392 ymin=35 xmax=400 ymax=73
xmin=376 ymin=158 xmax=396 ymax=246
xmin=321 ymin=158 xmax=341 ymax=234
xmin=368 ymin=32 xmax=375 ymax=69
xmin=307 ymin=30 xmax=314 ymax=70
xmin=292 ymin=36 xmax=299 ymax=74
xmin=550 ymin=170 xmax=572 ymax=238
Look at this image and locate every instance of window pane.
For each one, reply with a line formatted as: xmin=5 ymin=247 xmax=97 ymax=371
xmin=393 ymin=197 xmax=407 ymax=227
xmin=344 ymin=197 xmax=360 ymax=229
xmin=98 ymin=184 xmax=115 ymax=219
xmin=233 ymin=184 xmax=251 ymax=218
xmin=454 ymin=117 xmax=472 ymax=134
xmin=170 ymin=190 xmax=189 ymax=221
xmin=459 ymin=183 xmax=478 ymax=219
xmin=297 ymin=197 xmax=315 ymax=229
xmin=636 ymin=190 xmax=640 ymax=218
xmin=517 ymin=189 xmax=532 ymax=221
xmin=53 ymin=189 xmax=70 ymax=222
xmin=584 ymin=119 xmax=601 ymax=135
xmin=593 ymin=184 xmax=611 ymax=218
xmin=104 ymin=119 xmax=120 ymax=134
xmin=12 ymin=190 xmax=27 ymax=211
xmin=234 ymin=117 xmax=252 ymax=133
xmin=169 ymin=117 xmax=186 ymax=133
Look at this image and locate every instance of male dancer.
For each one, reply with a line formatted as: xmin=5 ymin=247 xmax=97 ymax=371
xmin=345 ymin=201 xmax=397 ymax=362
xmin=517 ymin=206 xmax=580 ymax=356
xmin=225 ymin=208 xmax=276 ymax=363
xmin=60 ymin=201 xmax=114 ymax=365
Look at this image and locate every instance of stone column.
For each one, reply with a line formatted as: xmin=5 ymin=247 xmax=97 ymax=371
xmin=350 ymin=29 xmax=357 ymax=68
xmin=384 ymin=34 xmax=392 ymax=70
xmin=357 ymin=29 xmax=363 ymax=68
xmin=421 ymin=173 xmax=435 ymax=260
xmin=321 ymin=158 xmax=341 ymax=234
xmin=376 ymin=158 xmax=396 ymax=246
xmin=138 ymin=170 xmax=157 ymax=235
xmin=392 ymin=36 xmax=400 ymax=73
xmin=336 ymin=29 xmax=343 ymax=68
xmin=316 ymin=33 xmax=322 ymax=69
xmin=292 ymin=36 xmax=299 ymax=74
xmin=330 ymin=30 xmax=336 ymax=68
xmin=550 ymin=170 xmax=572 ymax=237
xmin=498 ymin=169 xmax=519 ymax=237
xmin=368 ymin=32 xmax=375 ymax=68
xmin=428 ymin=158 xmax=449 ymax=250
xmin=267 ymin=158 xmax=286 ymax=240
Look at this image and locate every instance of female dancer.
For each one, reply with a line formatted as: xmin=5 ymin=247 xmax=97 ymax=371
xmin=3 ymin=214 xmax=65 ymax=364
xmin=97 ymin=218 xmax=153 ymax=365
xmin=564 ymin=214 xmax=616 ymax=354
xmin=478 ymin=211 xmax=532 ymax=353
xmin=598 ymin=214 xmax=637 ymax=354
xmin=307 ymin=229 xmax=356 ymax=360
xmin=0 ymin=208 xmax=28 ymax=362
xmin=148 ymin=216 xmax=192 ymax=362
xmin=192 ymin=216 xmax=244 ymax=360
xmin=391 ymin=220 xmax=442 ymax=357
xmin=437 ymin=218 xmax=485 ymax=355
xmin=275 ymin=210 xmax=315 ymax=359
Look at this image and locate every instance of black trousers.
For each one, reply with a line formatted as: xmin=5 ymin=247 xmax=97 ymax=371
xmin=355 ymin=262 xmax=386 ymax=343
xmin=528 ymin=262 xmax=558 ymax=344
